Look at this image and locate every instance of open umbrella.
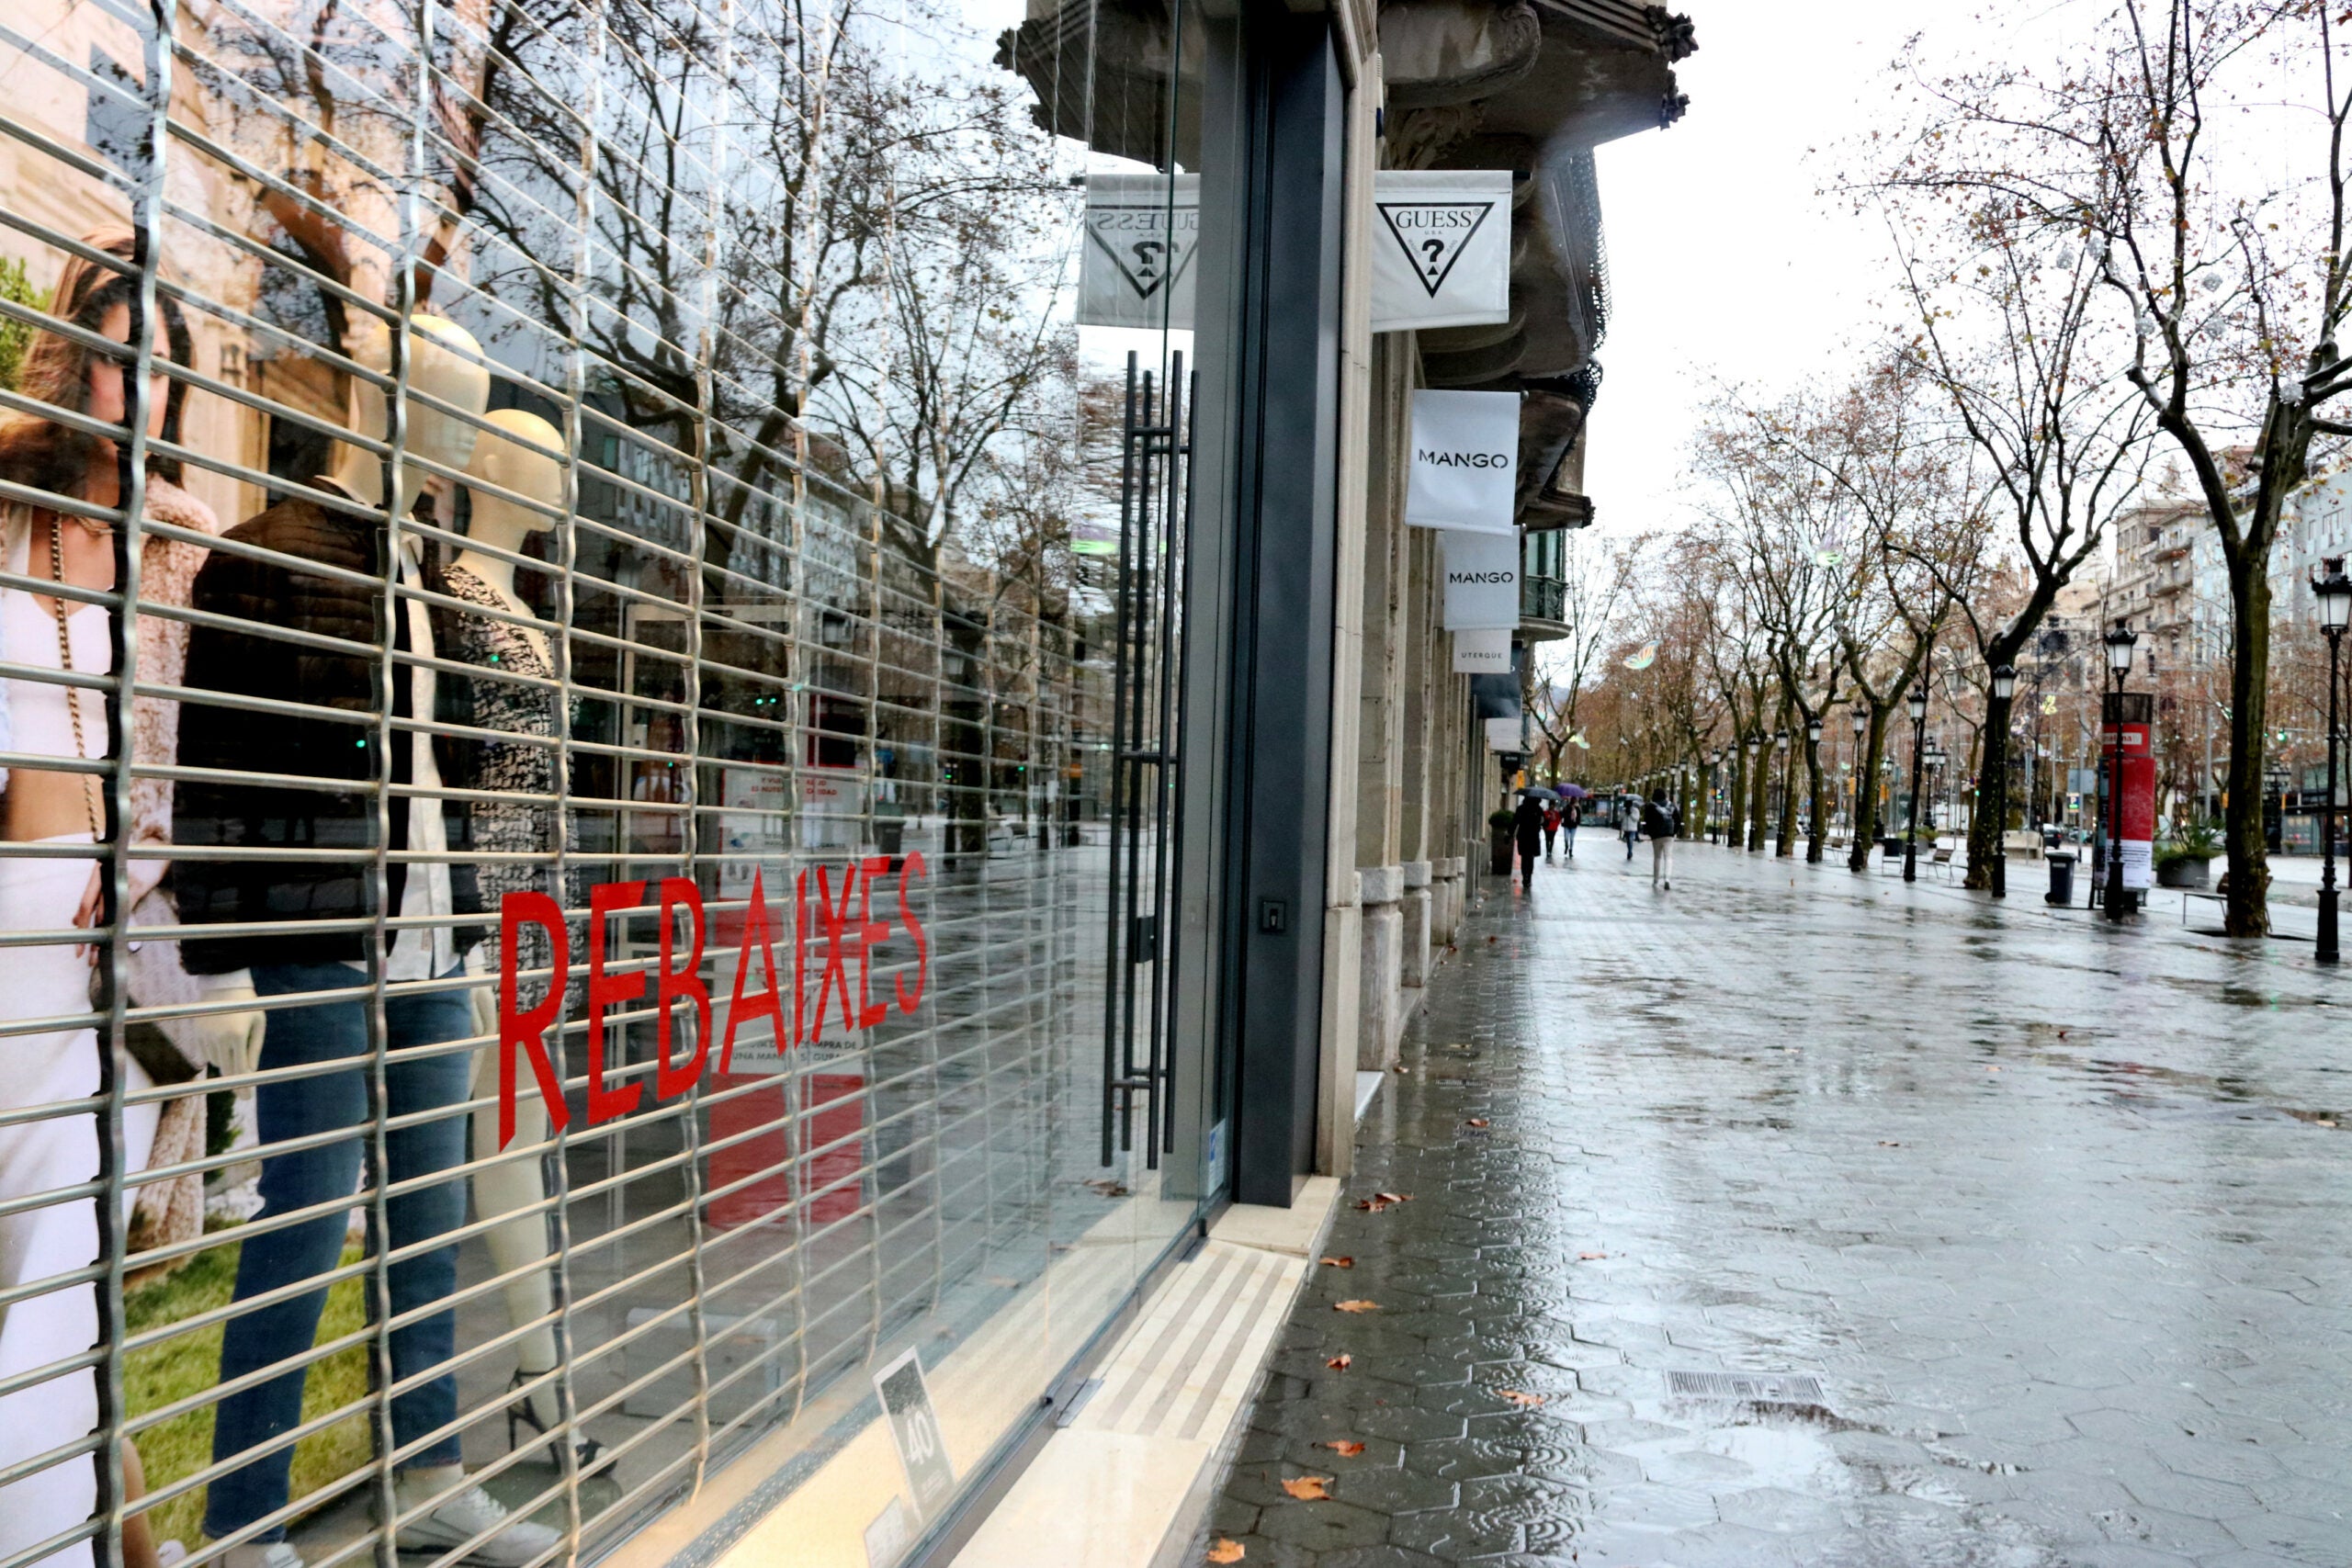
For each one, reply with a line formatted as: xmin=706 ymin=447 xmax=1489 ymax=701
xmin=1554 ymin=783 xmax=1591 ymax=801
xmin=1515 ymin=785 xmax=1562 ymax=803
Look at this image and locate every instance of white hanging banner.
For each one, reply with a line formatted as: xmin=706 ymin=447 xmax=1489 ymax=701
xmin=1371 ymin=171 xmax=1513 ymax=333
xmin=1453 ymin=627 xmax=1512 ymax=673
xmin=1485 ymin=716 xmax=1526 ymax=753
xmin=1442 ymin=529 xmax=1521 ymax=631
xmin=1406 ymin=389 xmax=1518 ymax=534
xmin=1078 ymin=173 xmax=1200 ymax=329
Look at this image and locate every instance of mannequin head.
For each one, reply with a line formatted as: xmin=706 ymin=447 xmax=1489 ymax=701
xmin=464 ymin=409 xmax=563 ymax=545
xmin=329 ymin=312 xmax=491 ymax=515
xmin=454 ymin=410 xmax=564 ymax=604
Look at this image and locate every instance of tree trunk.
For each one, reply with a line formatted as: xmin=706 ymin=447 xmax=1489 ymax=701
xmin=1805 ymin=742 xmax=1826 ymax=863
xmin=1964 ymin=687 xmax=2014 ymax=892
xmin=2223 ymin=563 xmax=2273 ymax=936
xmin=1849 ymin=705 xmax=1887 ymax=871
xmin=1747 ymin=744 xmax=1770 ymax=851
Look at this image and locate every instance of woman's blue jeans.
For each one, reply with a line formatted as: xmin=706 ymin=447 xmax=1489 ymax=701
xmin=203 ymin=964 xmax=473 ymax=1541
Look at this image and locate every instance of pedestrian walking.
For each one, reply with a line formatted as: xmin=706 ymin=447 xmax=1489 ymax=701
xmin=1513 ymin=794 xmax=1545 ymax=894
xmin=1563 ymin=798 xmax=1579 ymax=858
xmin=1621 ymin=799 xmax=1640 ymax=861
xmin=1643 ymin=787 xmax=1679 ymax=890
xmin=1542 ymin=799 xmax=1562 ymax=859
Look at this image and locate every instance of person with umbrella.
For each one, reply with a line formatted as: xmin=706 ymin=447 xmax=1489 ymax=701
xmin=1642 ymin=785 xmax=1680 ymax=890
xmin=1512 ymin=789 xmax=1547 ymax=894
xmin=1557 ymin=784 xmax=1587 ymax=858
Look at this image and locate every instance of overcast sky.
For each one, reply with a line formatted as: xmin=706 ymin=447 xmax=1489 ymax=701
xmin=1585 ymin=0 xmax=2007 ymax=543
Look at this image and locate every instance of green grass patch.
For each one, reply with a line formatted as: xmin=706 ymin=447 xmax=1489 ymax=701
xmin=126 ymin=1236 xmax=375 ymax=1550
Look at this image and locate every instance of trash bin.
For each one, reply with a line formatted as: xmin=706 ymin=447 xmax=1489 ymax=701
xmin=2046 ymin=850 xmax=2076 ymax=907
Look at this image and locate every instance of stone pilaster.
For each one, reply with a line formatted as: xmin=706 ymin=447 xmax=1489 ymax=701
xmin=1424 ymin=855 xmax=1452 ymax=947
xmin=1357 ymin=863 xmax=1404 ymax=1069
xmin=1399 ymin=860 xmax=1433 ymax=990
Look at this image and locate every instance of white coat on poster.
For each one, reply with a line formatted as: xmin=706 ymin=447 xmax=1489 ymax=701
xmin=1370 ymin=170 xmax=1513 ymax=333
xmin=1406 ymin=389 xmax=1518 ymax=534
xmin=1453 ymin=627 xmax=1512 ymax=673
xmin=1078 ymin=173 xmax=1199 ymax=330
xmin=1442 ymin=529 xmax=1521 ymax=631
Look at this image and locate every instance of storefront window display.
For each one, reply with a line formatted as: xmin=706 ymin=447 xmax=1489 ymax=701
xmin=0 ymin=1 xmax=1218 ymax=1565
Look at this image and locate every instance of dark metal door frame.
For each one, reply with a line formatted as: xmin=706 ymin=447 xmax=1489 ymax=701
xmin=1209 ymin=5 xmax=1346 ymax=1207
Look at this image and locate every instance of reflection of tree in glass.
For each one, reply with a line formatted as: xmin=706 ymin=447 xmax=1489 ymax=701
xmin=203 ymin=0 xmax=1097 ymax=844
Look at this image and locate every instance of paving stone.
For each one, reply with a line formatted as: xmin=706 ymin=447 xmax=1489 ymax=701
xmin=1202 ymin=848 xmax=2351 ymax=1565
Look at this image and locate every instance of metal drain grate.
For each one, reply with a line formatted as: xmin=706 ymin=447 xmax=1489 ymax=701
xmin=1668 ymin=1371 xmax=1826 ymax=1404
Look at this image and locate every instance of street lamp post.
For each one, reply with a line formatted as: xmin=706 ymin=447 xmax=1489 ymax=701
xmin=1849 ymin=704 xmax=1870 ymax=870
xmin=1744 ymin=734 xmax=1761 ymax=851
xmin=2103 ymin=620 xmax=2140 ymax=923
xmin=1774 ymin=728 xmax=1792 ymax=857
xmin=2313 ymin=558 xmax=2350 ymax=963
xmin=1904 ymin=685 xmax=1928 ymax=882
xmin=1706 ymin=749 xmax=1722 ymax=841
xmin=1804 ymin=715 xmax=1825 ymax=862
xmin=1989 ymin=663 xmax=2017 ymax=897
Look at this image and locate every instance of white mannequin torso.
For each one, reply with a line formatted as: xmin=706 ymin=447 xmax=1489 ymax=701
xmin=448 ymin=511 xmax=552 ymax=671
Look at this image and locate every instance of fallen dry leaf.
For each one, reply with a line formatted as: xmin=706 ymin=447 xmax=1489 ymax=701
xmin=1333 ymin=1299 xmax=1381 ymax=1314
xmin=1280 ymin=1475 xmax=1333 ymax=1501
xmin=1985 ymin=1065 xmax=2003 ymax=1073
xmin=1576 ymin=1251 xmax=1607 ymax=1261
xmin=1206 ymin=1540 xmax=1245 ymax=1564
xmin=1879 ymin=1139 xmax=1902 ymax=1147
xmin=1320 ymin=1256 xmax=1353 ymax=1269
xmin=1394 ymin=1064 xmax=1411 ymax=1075
xmin=1325 ymin=1352 xmax=1352 ymax=1370
xmin=1497 ymin=1390 xmax=1545 ymax=1407
xmin=2320 ymin=1119 xmax=2340 ymax=1128
xmin=1320 ymin=1439 xmax=1366 ymax=1456
xmin=1465 ymin=1118 xmax=1490 ymax=1128
xmin=1375 ymin=1191 xmax=1413 ymax=1204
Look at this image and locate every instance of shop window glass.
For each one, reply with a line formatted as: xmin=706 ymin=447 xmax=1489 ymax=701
xmin=0 ymin=0 xmax=1226 ymax=1562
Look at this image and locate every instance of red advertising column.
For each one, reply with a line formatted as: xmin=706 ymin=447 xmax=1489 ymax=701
xmin=2104 ymin=693 xmax=2157 ymax=893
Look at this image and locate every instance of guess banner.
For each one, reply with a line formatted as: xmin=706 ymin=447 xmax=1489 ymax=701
xmin=497 ymin=857 xmax=931 ymax=1146
xmin=1077 ymin=173 xmax=1200 ymax=329
xmin=1370 ymin=170 xmax=1513 ymax=333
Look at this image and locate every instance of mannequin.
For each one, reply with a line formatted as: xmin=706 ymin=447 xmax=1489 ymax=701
xmin=173 ymin=315 xmax=556 ymax=1568
xmin=440 ymin=410 xmax=594 ymax=1463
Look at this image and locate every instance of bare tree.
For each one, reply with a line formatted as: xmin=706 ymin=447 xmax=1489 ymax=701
xmin=1879 ymin=0 xmax=2352 ymax=931
xmin=1528 ymin=534 xmax=1637 ymax=782
xmin=1869 ymin=112 xmax=2157 ymax=893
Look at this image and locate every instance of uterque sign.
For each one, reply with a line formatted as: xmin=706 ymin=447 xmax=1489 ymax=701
xmin=497 ymin=854 xmax=930 ymax=1146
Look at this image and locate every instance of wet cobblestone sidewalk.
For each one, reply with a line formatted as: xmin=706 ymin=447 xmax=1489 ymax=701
xmin=1204 ymin=844 xmax=2352 ymax=1567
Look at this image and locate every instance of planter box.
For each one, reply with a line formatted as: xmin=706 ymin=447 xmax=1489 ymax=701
xmin=2156 ymin=856 xmax=2212 ymax=888
xmin=1489 ymin=826 xmax=1514 ymax=875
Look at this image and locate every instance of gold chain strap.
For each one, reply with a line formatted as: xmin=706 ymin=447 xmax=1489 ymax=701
xmin=46 ymin=513 xmax=104 ymax=839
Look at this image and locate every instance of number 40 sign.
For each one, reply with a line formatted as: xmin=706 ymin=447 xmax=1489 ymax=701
xmin=874 ymin=1348 xmax=956 ymax=1519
